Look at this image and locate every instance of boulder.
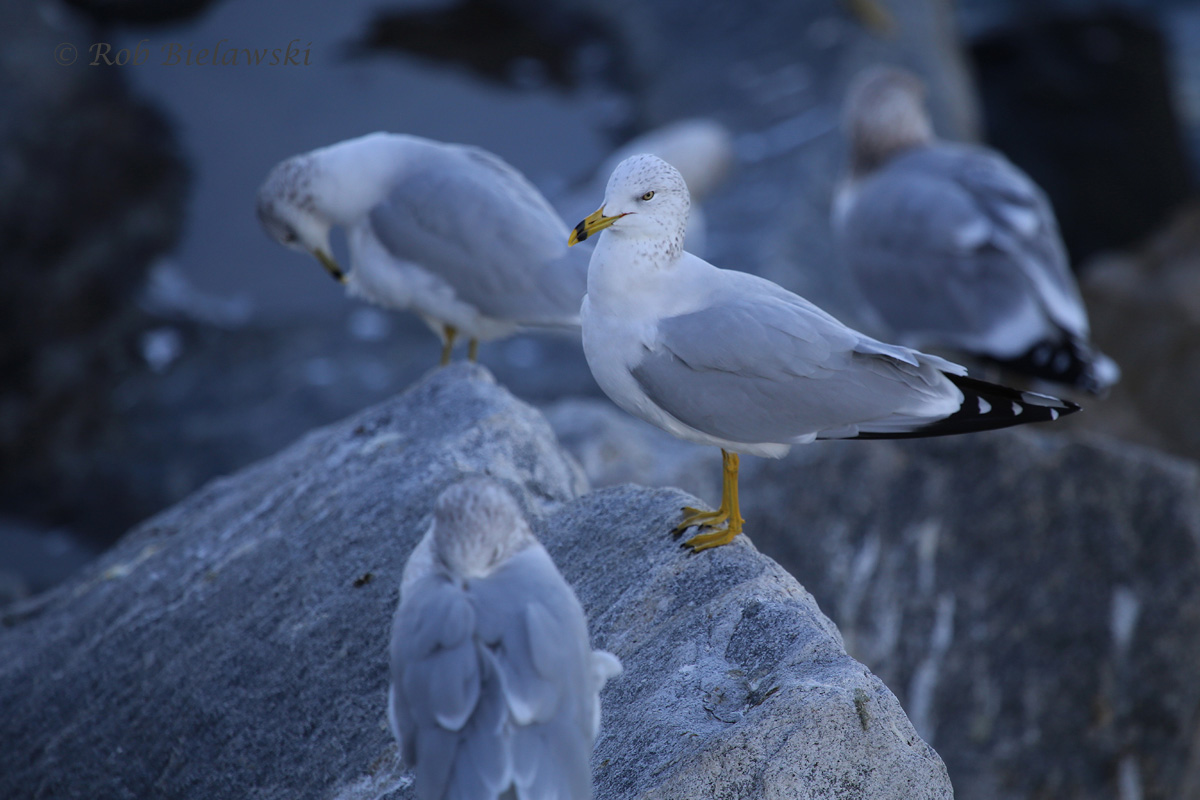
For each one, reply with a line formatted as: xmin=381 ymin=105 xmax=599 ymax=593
xmin=0 ymin=365 xmax=952 ymax=800
xmin=548 ymin=398 xmax=1200 ymax=800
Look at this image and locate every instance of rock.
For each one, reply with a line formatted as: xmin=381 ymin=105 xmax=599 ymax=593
xmin=72 ymin=309 xmax=596 ymax=546
xmin=0 ymin=2 xmax=188 ymax=535
xmin=0 ymin=517 xmax=98 ymax=607
xmin=60 ymin=0 xmax=219 ymax=25
xmin=548 ymin=398 xmax=1200 ymax=800
xmin=557 ymin=487 xmax=952 ymax=800
xmin=1077 ymin=203 xmax=1200 ymax=464
xmin=968 ymin=11 xmax=1192 ymax=264
xmin=0 ymin=365 xmax=952 ymax=800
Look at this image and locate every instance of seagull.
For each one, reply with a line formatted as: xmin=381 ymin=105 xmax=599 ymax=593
xmin=257 ymin=132 xmax=589 ymax=365
xmin=389 ymin=478 xmax=621 ymax=800
xmin=571 ymin=154 xmax=1080 ymax=552
xmin=833 ymin=65 xmax=1119 ymax=394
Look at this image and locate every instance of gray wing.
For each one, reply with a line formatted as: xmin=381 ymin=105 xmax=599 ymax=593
xmin=390 ymin=577 xmax=487 ymax=798
xmin=631 ymin=273 xmax=963 ymax=443
xmin=391 ymin=548 xmax=599 ymax=800
xmin=368 ymin=145 xmax=586 ymax=325
xmin=837 ymin=143 xmax=1088 ymax=351
xmin=469 ymin=547 xmax=598 ymax=800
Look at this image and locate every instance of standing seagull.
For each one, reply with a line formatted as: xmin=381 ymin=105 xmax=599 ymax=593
xmin=257 ymin=133 xmax=589 ymax=365
xmin=389 ymin=478 xmax=621 ymax=800
xmin=571 ymin=154 xmax=1079 ymax=552
xmin=833 ymin=66 xmax=1119 ymax=394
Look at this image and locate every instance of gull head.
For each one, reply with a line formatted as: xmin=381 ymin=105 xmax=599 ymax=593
xmin=256 ymin=154 xmax=346 ymax=283
xmin=569 ymin=154 xmax=690 ymax=258
xmin=431 ymin=478 xmax=536 ymax=581
xmin=843 ymin=65 xmax=934 ymax=176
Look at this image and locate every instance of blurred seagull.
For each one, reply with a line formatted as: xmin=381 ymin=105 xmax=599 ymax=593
xmin=389 ymin=478 xmax=621 ymax=800
xmin=833 ymin=66 xmax=1119 ymax=394
xmin=257 ymin=133 xmax=589 ymax=365
xmin=571 ymin=154 xmax=1080 ymax=552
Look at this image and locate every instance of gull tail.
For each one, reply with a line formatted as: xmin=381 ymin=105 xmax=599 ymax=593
xmin=983 ymin=335 xmax=1120 ymax=396
xmin=853 ymin=374 xmax=1080 ymax=440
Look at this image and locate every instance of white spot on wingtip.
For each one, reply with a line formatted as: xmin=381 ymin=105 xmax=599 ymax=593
xmin=977 ymin=397 xmax=992 ymax=414
xmin=1011 ymin=402 xmax=1023 ymax=415
xmin=1050 ymin=409 xmax=1059 ymax=420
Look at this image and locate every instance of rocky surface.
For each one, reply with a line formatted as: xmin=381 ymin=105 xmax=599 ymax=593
xmin=0 ymin=365 xmax=952 ymax=800
xmin=548 ymin=398 xmax=1200 ymax=800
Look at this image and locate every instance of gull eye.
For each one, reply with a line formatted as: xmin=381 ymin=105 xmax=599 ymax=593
xmin=641 ymin=191 xmax=655 ymax=201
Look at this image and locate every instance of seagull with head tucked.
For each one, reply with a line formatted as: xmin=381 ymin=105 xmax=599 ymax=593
xmin=389 ymin=478 xmax=621 ymax=800
xmin=571 ymin=154 xmax=1080 ymax=552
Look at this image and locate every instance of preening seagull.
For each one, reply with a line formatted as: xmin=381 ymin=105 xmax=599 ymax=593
xmin=389 ymin=478 xmax=622 ymax=800
xmin=571 ymin=154 xmax=1080 ymax=552
xmin=257 ymin=132 xmax=589 ymax=365
xmin=833 ymin=65 xmax=1119 ymax=394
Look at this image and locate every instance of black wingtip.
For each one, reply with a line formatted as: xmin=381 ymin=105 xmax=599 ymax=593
xmin=980 ymin=336 xmax=1117 ymax=396
xmin=853 ymin=373 xmax=1079 ymax=440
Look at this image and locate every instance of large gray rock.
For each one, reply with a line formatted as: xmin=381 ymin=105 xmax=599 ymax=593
xmin=549 ymin=398 xmax=1200 ymax=800
xmin=0 ymin=365 xmax=952 ymax=800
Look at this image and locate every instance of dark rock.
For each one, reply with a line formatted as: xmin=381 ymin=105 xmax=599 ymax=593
xmin=348 ymin=0 xmax=640 ymax=97
xmin=0 ymin=2 xmax=188 ymax=533
xmin=0 ymin=517 xmax=98 ymax=606
xmin=969 ymin=11 xmax=1193 ymax=264
xmin=60 ymin=0 xmax=222 ymax=26
xmin=1076 ymin=204 xmax=1200 ymax=465
xmin=549 ymin=399 xmax=1200 ymax=800
xmin=0 ymin=365 xmax=952 ymax=800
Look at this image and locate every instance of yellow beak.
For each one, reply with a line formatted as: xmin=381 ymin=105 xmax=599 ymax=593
xmin=568 ymin=206 xmax=627 ymax=246
xmin=314 ymin=249 xmax=347 ymax=284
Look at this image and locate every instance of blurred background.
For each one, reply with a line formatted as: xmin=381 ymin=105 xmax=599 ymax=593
xmin=4 ymin=0 xmax=1200 ymax=609
xmin=4 ymin=0 xmax=1200 ymax=795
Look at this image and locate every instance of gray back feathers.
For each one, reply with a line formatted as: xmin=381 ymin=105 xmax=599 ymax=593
xmin=390 ymin=481 xmax=619 ymax=800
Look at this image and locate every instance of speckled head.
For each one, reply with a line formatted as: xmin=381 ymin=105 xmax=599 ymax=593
xmin=256 ymin=155 xmax=326 ymax=253
xmin=572 ymin=154 xmax=690 ymax=260
xmin=843 ymin=66 xmax=934 ymax=176
xmin=431 ymin=478 xmax=535 ymax=580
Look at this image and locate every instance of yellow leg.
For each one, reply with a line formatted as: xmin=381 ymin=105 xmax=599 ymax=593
xmin=672 ymin=450 xmax=745 ymax=552
xmin=467 ymin=338 xmax=479 ymax=362
xmin=440 ymin=325 xmax=457 ymax=366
